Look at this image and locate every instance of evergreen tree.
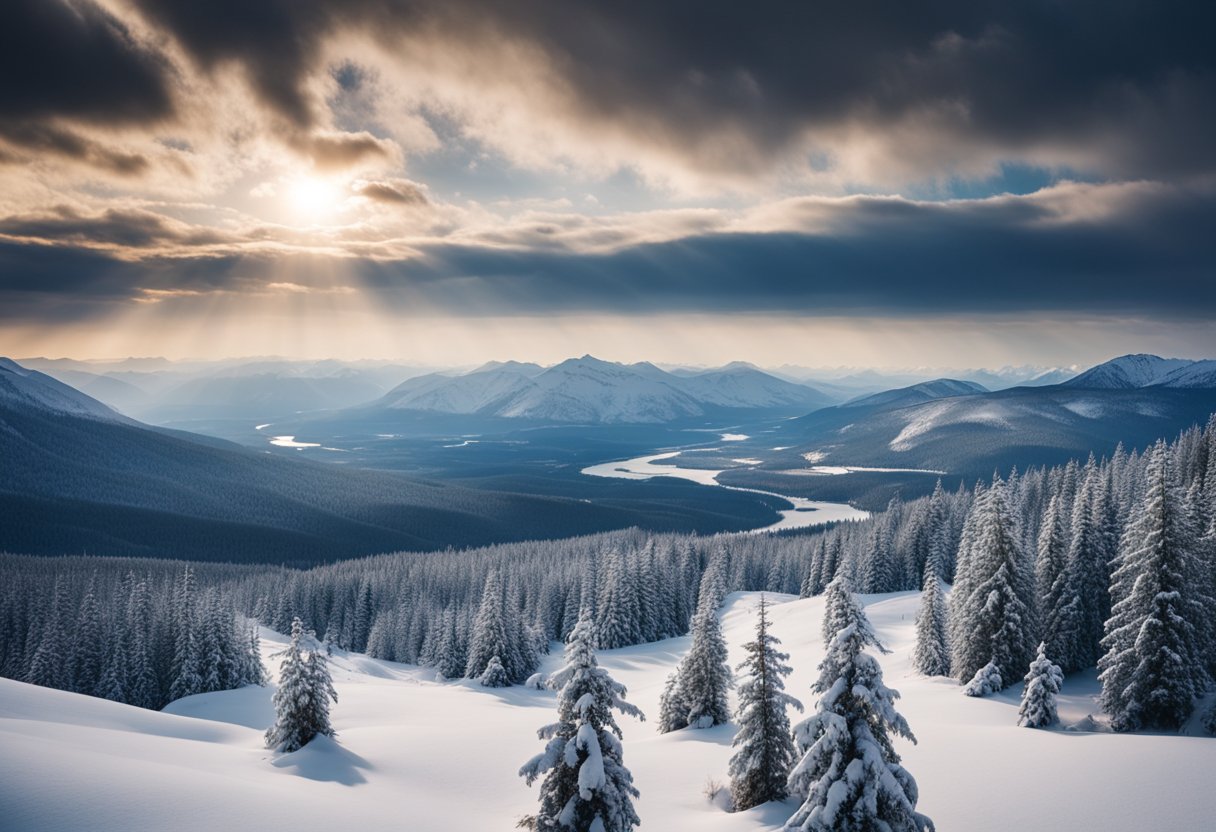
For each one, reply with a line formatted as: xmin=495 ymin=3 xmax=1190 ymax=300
xmin=656 ymin=671 xmax=687 ymax=733
xmin=1036 ymin=493 xmax=1072 ymax=667
xmin=69 ymin=575 xmax=105 ymax=696
xmin=466 ymin=570 xmax=530 ymax=683
xmin=679 ymin=604 xmax=732 ymax=728
xmin=265 ymin=618 xmax=338 ymax=752
xmin=786 ymin=589 xmax=932 ymax=831
xmin=912 ymin=553 xmax=950 ymax=677
xmin=481 ymin=655 xmax=511 ymax=687
xmin=728 ymin=596 xmax=803 ymax=811
xmin=949 ymin=477 xmax=1036 ymax=687
xmin=961 ymin=660 xmax=1003 ymax=697
xmin=1018 ymin=643 xmax=1063 ymax=728
xmin=1098 ymin=443 xmax=1211 ymax=732
xmin=520 ymin=611 xmax=643 ymax=832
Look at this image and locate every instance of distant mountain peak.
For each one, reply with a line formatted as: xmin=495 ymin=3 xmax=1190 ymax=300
xmin=1064 ymin=354 xmax=1198 ymax=389
xmin=842 ymin=377 xmax=987 ymax=409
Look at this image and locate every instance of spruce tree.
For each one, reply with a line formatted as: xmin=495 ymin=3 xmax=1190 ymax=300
xmin=265 ymin=618 xmax=338 ymax=753
xmin=786 ymin=589 xmax=933 ymax=831
xmin=912 ymin=553 xmax=950 ymax=677
xmin=480 ymin=654 xmax=510 ymax=688
xmin=948 ymin=477 xmax=1036 ymax=687
xmin=1097 ymin=443 xmax=1211 ymax=731
xmin=520 ymin=610 xmax=643 ymax=832
xmin=679 ymin=604 xmax=732 ymax=729
xmin=1018 ymin=643 xmax=1063 ymax=728
xmin=656 ymin=671 xmax=688 ymax=733
xmin=728 ymin=596 xmax=803 ymax=811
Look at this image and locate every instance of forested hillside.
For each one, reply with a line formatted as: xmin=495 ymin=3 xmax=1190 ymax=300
xmin=6 ymin=415 xmax=1214 ymax=731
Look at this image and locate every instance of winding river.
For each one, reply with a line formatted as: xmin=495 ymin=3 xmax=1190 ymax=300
xmin=581 ymin=451 xmax=869 ymax=533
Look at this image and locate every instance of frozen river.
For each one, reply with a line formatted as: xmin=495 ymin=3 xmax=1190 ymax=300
xmin=582 ymin=451 xmax=869 ymax=533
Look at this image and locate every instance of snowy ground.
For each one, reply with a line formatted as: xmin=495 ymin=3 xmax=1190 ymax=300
xmin=3 ymin=591 xmax=1215 ymax=831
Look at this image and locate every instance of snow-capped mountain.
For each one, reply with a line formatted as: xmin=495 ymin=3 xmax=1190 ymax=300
xmin=1063 ymin=354 xmax=1198 ymax=389
xmin=1157 ymin=359 xmax=1216 ymax=389
xmin=0 ymin=357 xmax=128 ymax=421
xmin=372 ymin=355 xmax=830 ymax=423
xmin=840 ymin=378 xmax=988 ymax=409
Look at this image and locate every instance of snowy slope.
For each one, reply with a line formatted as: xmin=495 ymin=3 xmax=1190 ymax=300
xmin=1158 ymin=359 xmax=1216 ymax=389
xmin=0 ymin=358 xmax=127 ymax=421
xmin=841 ymin=378 xmax=988 ymax=410
xmin=1064 ymin=354 xmax=1198 ymax=389
xmin=3 ymin=591 xmax=1214 ymax=831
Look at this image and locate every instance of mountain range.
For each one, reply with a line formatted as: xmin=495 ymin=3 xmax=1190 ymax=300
xmin=0 ymin=359 xmax=778 ymax=563
xmin=754 ymin=354 xmax=1216 ymax=477
xmin=370 ymin=355 xmax=833 ymax=423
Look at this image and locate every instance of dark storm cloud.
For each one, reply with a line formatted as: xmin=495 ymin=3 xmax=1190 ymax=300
xmin=0 ymin=206 xmax=226 ymax=248
xmin=387 ymin=189 xmax=1216 ymax=316
xmin=0 ymin=0 xmax=173 ymax=126
xmin=4 ymin=184 xmax=1212 ymax=322
xmin=7 ymin=1 xmax=1213 ymax=181
xmin=122 ymin=0 xmax=1216 ymax=179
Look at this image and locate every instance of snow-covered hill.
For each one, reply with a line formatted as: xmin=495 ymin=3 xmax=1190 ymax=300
xmin=0 ymin=357 xmax=127 ymax=421
xmin=841 ymin=378 xmax=988 ymax=410
xmin=1159 ymin=359 xmax=1216 ymax=389
xmin=3 ymin=591 xmax=1213 ymax=832
xmin=1064 ymin=353 xmax=1199 ymax=389
xmin=373 ymin=355 xmax=831 ymax=423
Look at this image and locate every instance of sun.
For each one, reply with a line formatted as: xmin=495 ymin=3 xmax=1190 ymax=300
xmin=286 ymin=176 xmax=343 ymax=221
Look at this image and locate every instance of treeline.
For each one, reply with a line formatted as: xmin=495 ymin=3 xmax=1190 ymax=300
xmin=3 ymin=416 xmax=1212 ymax=731
xmin=0 ymin=560 xmax=265 ymax=708
xmin=926 ymin=419 xmax=1216 ymax=730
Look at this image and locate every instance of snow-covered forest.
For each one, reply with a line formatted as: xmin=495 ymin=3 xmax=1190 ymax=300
xmin=5 ymin=416 xmax=1215 ymax=731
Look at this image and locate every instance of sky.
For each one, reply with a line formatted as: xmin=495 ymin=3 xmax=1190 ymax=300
xmin=1 ymin=0 xmax=1213 ymax=367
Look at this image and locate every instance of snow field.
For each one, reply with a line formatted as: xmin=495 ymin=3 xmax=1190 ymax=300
xmin=3 ymin=591 xmax=1215 ymax=831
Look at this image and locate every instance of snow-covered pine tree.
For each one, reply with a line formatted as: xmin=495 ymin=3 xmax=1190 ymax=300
xmin=962 ymin=660 xmax=1003 ymax=697
xmin=466 ymin=569 xmax=528 ymax=683
xmin=68 ymin=575 xmax=105 ymax=696
xmin=480 ymin=654 xmax=510 ymax=687
xmin=786 ymin=588 xmax=932 ymax=831
xmin=820 ymin=574 xmax=861 ymax=648
xmin=1097 ymin=442 xmax=1211 ymax=732
xmin=728 ymin=595 xmax=803 ymax=811
xmin=656 ymin=670 xmax=687 ymax=733
xmin=1018 ymin=642 xmax=1063 ymax=728
xmin=265 ymin=618 xmax=338 ymax=753
xmin=679 ymin=603 xmax=732 ymax=728
xmin=912 ymin=552 xmax=950 ymax=677
xmin=1036 ymin=492 xmax=1073 ymax=668
xmin=948 ymin=476 xmax=1036 ymax=688
xmin=520 ymin=610 xmax=643 ymax=832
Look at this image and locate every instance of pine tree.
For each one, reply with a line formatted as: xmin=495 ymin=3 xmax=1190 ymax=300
xmin=480 ymin=655 xmax=510 ymax=687
xmin=1036 ymin=493 xmax=1072 ymax=668
xmin=949 ymin=477 xmax=1036 ymax=687
xmin=520 ymin=610 xmax=643 ymax=832
xmin=961 ymin=660 xmax=1003 ymax=697
xmin=679 ymin=604 xmax=732 ymax=728
xmin=1018 ymin=643 xmax=1063 ymax=728
xmin=786 ymin=589 xmax=933 ymax=831
xmin=728 ymin=596 xmax=803 ymax=811
xmin=1097 ymin=443 xmax=1211 ymax=732
xmin=656 ymin=671 xmax=687 ymax=733
xmin=69 ymin=575 xmax=105 ymax=696
xmin=466 ymin=570 xmax=525 ymax=683
xmin=912 ymin=553 xmax=950 ymax=677
xmin=265 ymin=618 xmax=338 ymax=752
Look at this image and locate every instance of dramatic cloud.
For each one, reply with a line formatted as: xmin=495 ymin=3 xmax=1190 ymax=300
xmin=0 ymin=0 xmax=1211 ymax=363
